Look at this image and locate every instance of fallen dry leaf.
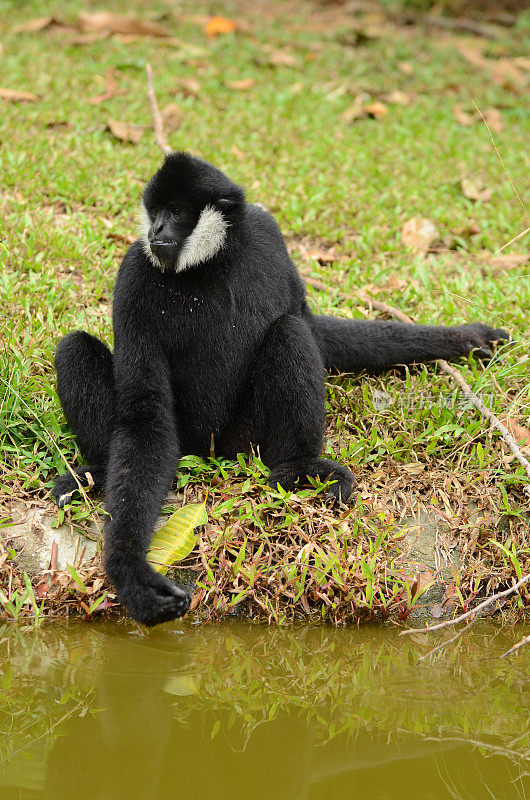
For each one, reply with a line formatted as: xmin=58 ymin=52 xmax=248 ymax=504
xmin=88 ymin=68 xmax=126 ymax=105
xmin=70 ymin=31 xmax=110 ymax=45
xmin=458 ymin=44 xmax=488 ymax=70
xmin=174 ymin=77 xmax=201 ymax=97
xmin=13 ymin=16 xmax=60 ymax=33
xmin=204 ymin=16 xmax=236 ymax=37
xmin=266 ymin=50 xmax=298 ymax=67
xmin=454 ymin=104 xmax=503 ymax=132
xmin=363 ymin=101 xmax=388 ymax=119
xmin=108 ymin=231 xmax=136 ymax=245
xmin=402 ymin=463 xmax=426 ymax=475
xmin=0 ymin=87 xmax=39 ymax=102
xmin=225 ymin=78 xmax=255 ymax=91
xmin=341 ymin=94 xmax=367 ymax=123
xmin=78 ymin=11 xmax=169 ymax=37
xmin=513 ymin=57 xmax=530 ymax=71
xmin=430 ymin=603 xmax=445 ymax=619
xmin=458 ymin=45 xmax=527 ymax=90
xmin=383 ymin=273 xmax=408 ymax=292
xmin=451 ymin=222 xmax=480 ymax=237
xmin=342 ymin=95 xmax=389 ymax=123
xmin=484 ymin=252 xmax=530 ymax=273
xmin=416 ymin=570 xmax=436 ymax=594
xmin=381 ymin=90 xmax=412 ymax=105
xmin=482 ymin=106 xmax=503 ymax=134
xmin=160 ymin=103 xmax=182 ymax=131
xmin=490 ymin=58 xmax=527 ymax=90
xmin=501 ymin=418 xmax=530 ymax=448
xmin=461 ymin=177 xmax=491 ymax=202
xmin=107 ymin=119 xmax=143 ymax=143
xmin=307 ymin=247 xmax=337 ymax=265
xmin=401 ymin=217 xmax=439 ymax=254
xmin=398 ymin=61 xmax=413 ymax=75
xmin=453 ymin=104 xmax=474 ymax=126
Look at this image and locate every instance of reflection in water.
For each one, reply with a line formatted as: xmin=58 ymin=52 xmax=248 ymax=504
xmin=0 ymin=621 xmax=528 ymax=800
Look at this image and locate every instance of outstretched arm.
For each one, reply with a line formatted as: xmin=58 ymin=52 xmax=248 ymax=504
xmin=308 ymin=314 xmax=508 ymax=374
xmin=103 ymin=339 xmax=190 ymax=625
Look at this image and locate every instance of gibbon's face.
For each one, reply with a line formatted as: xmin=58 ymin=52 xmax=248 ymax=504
xmin=139 ymin=151 xmax=244 ymax=273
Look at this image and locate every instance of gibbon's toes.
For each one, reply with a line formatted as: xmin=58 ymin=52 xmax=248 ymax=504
xmin=51 ymin=473 xmax=79 ymax=508
xmin=117 ymin=569 xmax=191 ymax=626
xmin=325 ymin=484 xmax=342 ymax=504
xmin=269 ymin=460 xmax=355 ymax=504
xmin=325 ymin=469 xmax=355 ymax=504
xmin=51 ymin=468 xmax=102 ymax=507
xmin=461 ymin=323 xmax=510 ymax=349
xmin=473 ymin=346 xmax=494 ymax=361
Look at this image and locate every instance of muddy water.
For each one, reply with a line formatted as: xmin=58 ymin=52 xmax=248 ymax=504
xmin=0 ymin=621 xmax=528 ymax=800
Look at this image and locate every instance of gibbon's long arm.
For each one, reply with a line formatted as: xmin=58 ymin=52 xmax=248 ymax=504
xmin=103 ymin=328 xmax=190 ymax=625
xmin=309 ymin=315 xmax=508 ymax=373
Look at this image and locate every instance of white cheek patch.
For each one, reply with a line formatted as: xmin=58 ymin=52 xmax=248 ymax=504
xmin=176 ymin=205 xmax=227 ymax=272
xmin=137 ymin=202 xmax=227 ymax=273
xmin=138 ymin=202 xmax=162 ymax=269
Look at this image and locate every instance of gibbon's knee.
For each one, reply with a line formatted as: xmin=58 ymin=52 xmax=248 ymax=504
xmin=55 ymin=331 xmax=115 ymax=466
xmin=55 ymin=331 xmax=112 ymax=378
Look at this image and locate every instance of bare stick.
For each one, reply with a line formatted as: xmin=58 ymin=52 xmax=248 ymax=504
xmin=145 ymin=63 xmax=172 ymax=155
xmin=473 ymin=101 xmax=527 ymax=217
xmin=438 ymin=359 xmax=530 ymax=495
xmin=500 ymin=633 xmax=530 ymax=659
xmin=494 ymin=225 xmax=530 ymax=255
xmin=301 ymin=268 xmax=530 ymax=495
xmin=400 ymin=572 xmax=530 ymax=636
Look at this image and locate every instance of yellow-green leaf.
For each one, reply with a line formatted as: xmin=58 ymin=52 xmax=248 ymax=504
xmin=147 ymin=502 xmax=207 ymax=574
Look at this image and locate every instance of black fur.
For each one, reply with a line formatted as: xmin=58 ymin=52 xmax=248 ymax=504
xmin=53 ymin=152 xmax=508 ymax=625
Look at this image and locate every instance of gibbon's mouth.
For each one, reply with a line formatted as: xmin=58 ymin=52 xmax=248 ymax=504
xmin=150 ymin=241 xmax=180 ymax=265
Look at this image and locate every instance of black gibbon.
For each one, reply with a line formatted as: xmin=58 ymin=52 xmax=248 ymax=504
xmin=53 ymin=152 xmax=508 ymax=625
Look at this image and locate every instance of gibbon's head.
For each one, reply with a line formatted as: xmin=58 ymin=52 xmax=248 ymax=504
xmin=139 ymin=152 xmax=245 ymax=272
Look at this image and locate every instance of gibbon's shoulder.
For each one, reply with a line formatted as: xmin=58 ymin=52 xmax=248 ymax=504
xmin=243 ymin=202 xmax=286 ymax=243
xmin=245 ymin=201 xmax=276 ymax=225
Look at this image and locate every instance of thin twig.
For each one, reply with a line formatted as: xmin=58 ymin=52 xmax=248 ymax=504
xmin=500 ymin=633 xmax=530 ymax=659
xmin=438 ymin=360 xmax=530 ymax=495
xmin=473 ymin=101 xmax=527 ymax=218
xmin=301 ymin=268 xmax=530 ymax=495
xmin=494 ymin=225 xmax=530 ymax=255
xmin=391 ymin=11 xmax=502 ymax=39
xmin=145 ymin=63 xmax=172 ymax=155
xmin=400 ymin=572 xmax=530 ymax=636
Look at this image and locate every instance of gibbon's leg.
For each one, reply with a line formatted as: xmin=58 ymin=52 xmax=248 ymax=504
xmin=52 ymin=331 xmax=115 ymax=506
xmin=237 ymin=314 xmax=355 ymax=502
xmin=308 ymin=314 xmax=509 ymax=374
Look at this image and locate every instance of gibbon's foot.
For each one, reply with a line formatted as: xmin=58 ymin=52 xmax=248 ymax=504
xmin=106 ymin=557 xmax=191 ymax=626
xmin=269 ymin=458 xmax=355 ymax=503
xmin=51 ymin=466 xmax=105 ymax=508
xmin=458 ymin=324 xmax=509 ymax=361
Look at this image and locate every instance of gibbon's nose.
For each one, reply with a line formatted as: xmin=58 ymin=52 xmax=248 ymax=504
xmin=149 ymin=211 xmax=172 ymax=243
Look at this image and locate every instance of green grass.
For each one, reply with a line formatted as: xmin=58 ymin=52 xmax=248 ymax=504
xmin=0 ymin=0 xmax=529 ymax=622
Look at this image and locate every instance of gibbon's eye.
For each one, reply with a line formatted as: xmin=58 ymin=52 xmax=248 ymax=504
xmin=170 ymin=207 xmax=180 ymax=216
xmin=151 ymin=208 xmax=159 ymax=218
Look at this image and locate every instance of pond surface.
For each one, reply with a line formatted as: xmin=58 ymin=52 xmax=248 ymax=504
xmin=0 ymin=620 xmax=528 ymax=800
